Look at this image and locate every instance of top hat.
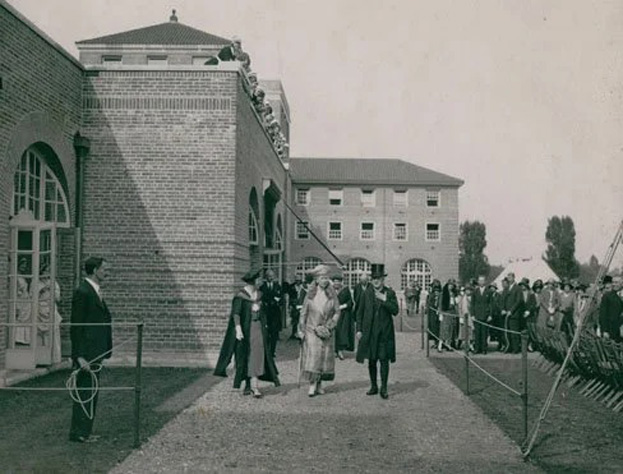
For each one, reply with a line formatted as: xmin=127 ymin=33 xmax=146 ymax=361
xmin=241 ymin=268 xmax=262 ymax=284
xmin=370 ymin=264 xmax=387 ymax=279
xmin=603 ymin=275 xmax=613 ymax=285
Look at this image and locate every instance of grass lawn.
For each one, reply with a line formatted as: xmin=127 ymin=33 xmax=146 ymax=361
xmin=430 ymin=354 xmax=623 ymax=473
xmin=0 ymin=366 xmax=216 ymax=473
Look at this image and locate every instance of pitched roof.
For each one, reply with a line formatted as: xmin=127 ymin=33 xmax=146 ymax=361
xmin=76 ymin=21 xmax=230 ymax=46
xmin=289 ymin=158 xmax=463 ymax=187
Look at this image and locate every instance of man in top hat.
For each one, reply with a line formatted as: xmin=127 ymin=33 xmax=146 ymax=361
xmin=599 ymin=275 xmax=623 ymax=342
xmin=332 ymin=273 xmax=354 ymax=359
xmin=355 ymin=264 xmax=399 ymax=399
xmin=261 ymin=269 xmax=284 ymax=358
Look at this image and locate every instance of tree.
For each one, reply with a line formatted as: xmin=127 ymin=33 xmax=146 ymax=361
xmin=459 ymin=220 xmax=491 ymax=284
xmin=579 ymin=254 xmax=600 ymax=284
xmin=544 ymin=215 xmax=580 ymax=280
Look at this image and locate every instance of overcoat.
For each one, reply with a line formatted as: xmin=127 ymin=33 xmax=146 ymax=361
xmin=356 ymin=285 xmax=399 ymax=363
xmin=334 ymin=286 xmax=355 ymax=351
xmin=213 ymin=288 xmax=280 ymax=388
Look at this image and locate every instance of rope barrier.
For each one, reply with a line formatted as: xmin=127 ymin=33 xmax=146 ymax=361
xmin=426 ymin=328 xmax=522 ymax=397
xmin=428 ymin=306 xmax=523 ymax=335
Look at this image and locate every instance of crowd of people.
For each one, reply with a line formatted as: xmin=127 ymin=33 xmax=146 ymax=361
xmin=214 ymin=263 xmax=399 ymax=400
xmin=425 ymin=272 xmax=623 ymax=355
xmin=204 ymin=37 xmax=289 ymax=160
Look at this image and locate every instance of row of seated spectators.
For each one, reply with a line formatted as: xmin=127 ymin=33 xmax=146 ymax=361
xmin=203 ymin=37 xmax=289 ymax=160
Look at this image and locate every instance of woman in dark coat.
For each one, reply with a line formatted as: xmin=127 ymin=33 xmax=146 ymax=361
xmin=332 ymin=274 xmax=355 ymax=359
xmin=427 ymin=280 xmax=442 ymax=346
xmin=355 ymin=264 xmax=399 ymax=399
xmin=213 ymin=268 xmax=280 ymax=398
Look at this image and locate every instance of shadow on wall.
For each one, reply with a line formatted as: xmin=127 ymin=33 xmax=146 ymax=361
xmin=80 ymin=96 xmax=229 ymax=365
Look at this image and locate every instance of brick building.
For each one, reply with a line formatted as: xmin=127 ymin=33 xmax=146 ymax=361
xmin=289 ymin=158 xmax=463 ymax=291
xmin=0 ymin=2 xmax=461 ymax=375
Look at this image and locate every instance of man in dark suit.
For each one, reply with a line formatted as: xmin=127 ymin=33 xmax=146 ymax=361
xmin=599 ymin=275 xmax=623 ymax=342
xmin=69 ymin=257 xmax=112 ymax=443
xmin=502 ymin=272 xmax=524 ymax=353
xmin=261 ymin=269 xmax=283 ymax=357
xmin=217 ymin=36 xmax=242 ymax=61
xmin=356 ymin=264 xmax=399 ymax=399
xmin=353 ymin=271 xmax=371 ymax=316
xmin=470 ymin=275 xmax=491 ymax=354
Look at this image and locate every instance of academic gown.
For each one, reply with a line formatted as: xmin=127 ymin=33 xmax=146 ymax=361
xmin=213 ymin=288 xmax=280 ymax=388
xmin=356 ymin=285 xmax=399 ymax=363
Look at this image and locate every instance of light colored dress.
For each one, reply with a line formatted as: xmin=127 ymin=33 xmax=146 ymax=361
xmin=15 ymin=276 xmax=32 ymax=345
xmin=298 ymin=285 xmax=340 ymax=383
xmin=458 ymin=294 xmax=474 ymax=343
xmin=37 ymin=279 xmax=63 ymax=363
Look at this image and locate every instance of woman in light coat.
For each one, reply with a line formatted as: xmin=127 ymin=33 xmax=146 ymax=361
xmin=297 ymin=265 xmax=341 ymax=397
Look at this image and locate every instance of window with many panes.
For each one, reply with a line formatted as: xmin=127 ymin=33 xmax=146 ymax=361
xmin=11 ymin=149 xmax=69 ymax=226
xmin=328 ymin=222 xmax=342 ymax=240
xmin=296 ymin=188 xmax=310 ymax=206
xmin=393 ymin=223 xmax=407 ymax=241
xmin=393 ymin=190 xmax=408 ymax=207
xmin=296 ymin=256 xmax=323 ymax=279
xmin=426 ymin=189 xmax=440 ymax=207
xmin=328 ymin=189 xmax=343 ymax=206
xmin=426 ymin=223 xmax=440 ymax=241
xmin=361 ymin=189 xmax=376 ymax=207
xmin=248 ymin=209 xmax=259 ymax=245
xmin=360 ymin=222 xmax=375 ymax=240
xmin=296 ymin=221 xmax=310 ymax=240
xmin=343 ymin=258 xmax=371 ymax=288
xmin=401 ymin=259 xmax=433 ymax=290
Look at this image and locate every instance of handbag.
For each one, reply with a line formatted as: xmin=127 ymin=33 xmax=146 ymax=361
xmin=314 ymin=325 xmax=331 ymax=340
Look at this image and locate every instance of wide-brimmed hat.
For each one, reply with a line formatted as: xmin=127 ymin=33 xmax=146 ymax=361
xmin=370 ymin=263 xmax=387 ymax=279
xmin=308 ymin=264 xmax=332 ymax=277
xmin=241 ymin=268 xmax=262 ymax=284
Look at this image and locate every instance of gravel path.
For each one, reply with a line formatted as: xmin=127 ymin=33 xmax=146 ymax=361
xmin=111 ymin=333 xmax=542 ymax=473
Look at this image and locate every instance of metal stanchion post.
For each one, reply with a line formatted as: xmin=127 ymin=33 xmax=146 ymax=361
xmin=134 ymin=321 xmax=144 ymax=449
xmin=424 ymin=307 xmax=430 ymax=358
xmin=521 ymin=330 xmax=529 ymax=444
xmin=465 ymin=316 xmax=470 ymax=395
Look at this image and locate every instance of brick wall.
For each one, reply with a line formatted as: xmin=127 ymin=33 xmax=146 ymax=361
xmin=0 ymin=4 xmax=82 ymax=369
xmin=233 ymin=80 xmax=289 ymax=282
xmin=80 ymin=69 xmax=239 ymax=362
xmin=289 ymin=184 xmax=460 ymax=290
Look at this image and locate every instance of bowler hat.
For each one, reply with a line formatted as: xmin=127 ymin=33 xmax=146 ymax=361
xmin=370 ymin=264 xmax=387 ymax=279
xmin=241 ymin=268 xmax=262 ymax=284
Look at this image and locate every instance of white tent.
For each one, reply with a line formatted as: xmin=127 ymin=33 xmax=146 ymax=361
xmin=492 ymin=258 xmax=559 ymax=287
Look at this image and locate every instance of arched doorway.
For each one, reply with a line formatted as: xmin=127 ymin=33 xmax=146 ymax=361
xmin=7 ymin=146 xmax=70 ymax=369
xmin=401 ymin=258 xmax=433 ymax=290
xmin=248 ymin=188 xmax=261 ymax=270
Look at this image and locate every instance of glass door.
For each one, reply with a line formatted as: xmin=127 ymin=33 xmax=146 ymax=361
xmin=35 ymin=224 xmax=56 ymax=366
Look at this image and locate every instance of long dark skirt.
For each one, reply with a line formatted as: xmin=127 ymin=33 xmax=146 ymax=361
xmin=335 ymin=310 xmax=355 ymax=352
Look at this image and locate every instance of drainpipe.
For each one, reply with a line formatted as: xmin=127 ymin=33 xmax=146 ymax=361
xmin=73 ymin=132 xmax=90 ymax=288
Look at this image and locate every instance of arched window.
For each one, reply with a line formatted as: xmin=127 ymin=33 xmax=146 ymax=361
xmin=11 ymin=148 xmax=69 ymax=226
xmin=248 ymin=209 xmax=259 ymax=245
xmin=295 ymin=256 xmax=322 ymax=280
xmin=343 ymin=258 xmax=371 ymax=288
xmin=401 ymin=258 xmax=433 ymax=290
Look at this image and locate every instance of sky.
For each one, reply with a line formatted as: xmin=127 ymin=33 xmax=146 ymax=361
xmin=8 ymin=0 xmax=623 ymax=266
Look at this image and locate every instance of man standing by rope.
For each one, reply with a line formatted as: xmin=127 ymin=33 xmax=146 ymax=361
xmin=502 ymin=272 xmax=524 ymax=354
xmin=69 ymin=257 xmax=112 ymax=443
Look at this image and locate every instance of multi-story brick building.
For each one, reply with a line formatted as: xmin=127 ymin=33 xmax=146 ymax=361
xmin=0 ymin=2 xmax=461 ymax=376
xmin=288 ymin=158 xmax=463 ymax=291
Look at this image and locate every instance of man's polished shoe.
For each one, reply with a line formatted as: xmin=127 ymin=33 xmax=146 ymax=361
xmin=366 ymin=386 xmax=379 ymax=396
xmin=380 ymin=389 xmax=389 ymax=400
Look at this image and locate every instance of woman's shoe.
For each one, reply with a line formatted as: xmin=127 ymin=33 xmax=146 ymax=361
xmin=308 ymin=385 xmax=316 ymax=397
xmin=337 ymin=351 xmax=345 ymax=360
xmin=315 ymin=384 xmax=326 ymax=395
xmin=252 ymin=389 xmax=263 ymax=399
